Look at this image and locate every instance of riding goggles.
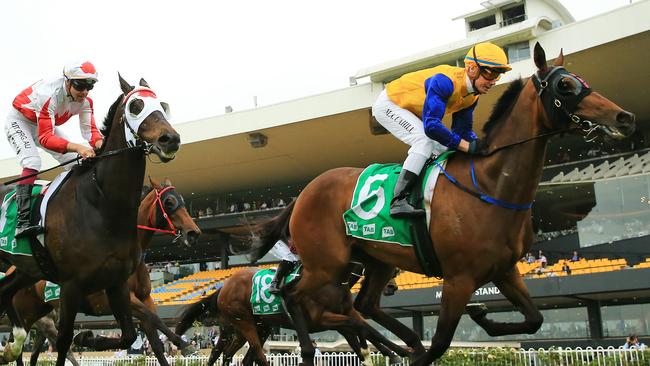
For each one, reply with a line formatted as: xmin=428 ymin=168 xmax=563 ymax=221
xmin=70 ymin=79 xmax=95 ymax=91
xmin=479 ymin=67 xmax=506 ymax=81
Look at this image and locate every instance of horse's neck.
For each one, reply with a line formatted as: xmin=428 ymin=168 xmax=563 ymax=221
xmin=137 ymin=194 xmax=157 ymax=251
xmin=95 ymin=117 xmax=146 ymax=210
xmin=478 ymin=83 xmax=549 ymax=204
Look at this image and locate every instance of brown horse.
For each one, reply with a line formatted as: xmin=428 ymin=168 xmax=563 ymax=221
xmin=250 ymin=43 xmax=636 ymax=365
xmin=0 ymin=75 xmax=181 ymax=366
xmin=10 ymin=177 xmax=200 ymax=366
xmin=175 ymin=266 xmax=408 ymax=366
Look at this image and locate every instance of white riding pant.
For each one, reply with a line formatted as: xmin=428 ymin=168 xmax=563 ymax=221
xmin=269 ymin=239 xmax=299 ymax=262
xmin=5 ymin=109 xmax=87 ymax=172
xmin=372 ymin=89 xmax=446 ymax=174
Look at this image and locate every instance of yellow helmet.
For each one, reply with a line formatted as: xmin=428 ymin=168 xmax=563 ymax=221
xmin=464 ymin=42 xmax=512 ymax=71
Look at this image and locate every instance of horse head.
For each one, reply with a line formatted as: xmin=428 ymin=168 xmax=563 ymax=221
xmin=145 ymin=176 xmax=201 ymax=247
xmin=118 ymin=74 xmax=181 ymax=162
xmin=532 ymin=42 xmax=635 ymax=140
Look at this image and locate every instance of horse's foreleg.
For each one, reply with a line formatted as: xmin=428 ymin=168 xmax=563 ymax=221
xmin=138 ymin=319 xmax=170 ymax=366
xmin=413 ymin=277 xmax=476 ymax=366
xmin=354 ymin=263 xmax=425 ymax=356
xmin=242 ymin=325 xmax=271 ymax=365
xmin=208 ymin=328 xmax=234 ymax=366
xmin=284 ymin=277 xmax=318 ymax=366
xmin=230 ymin=318 xmax=269 ymax=366
xmin=33 ymin=313 xmax=79 ymax=366
xmin=467 ymin=268 xmax=543 ymax=336
xmin=0 ymin=273 xmax=38 ymax=364
xmin=131 ymin=295 xmax=193 ymax=355
xmin=106 ymin=282 xmax=137 ymax=350
xmin=339 ymin=331 xmax=367 ymax=364
xmin=220 ymin=331 xmax=247 ymax=366
xmin=348 ymin=309 xmax=407 ymax=362
xmin=75 ymin=282 xmax=137 ymax=351
xmin=28 ymin=329 xmax=46 ymax=366
xmin=56 ymin=284 xmax=82 ymax=366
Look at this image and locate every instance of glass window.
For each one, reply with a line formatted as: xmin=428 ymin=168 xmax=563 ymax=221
xmin=423 ymin=307 xmax=589 ymax=341
xmin=469 ymin=15 xmax=496 ymax=31
xmin=367 ymin=317 xmax=413 ymax=341
xmin=577 ymin=175 xmax=650 ymax=247
xmin=501 ymin=4 xmax=526 ymax=26
xmin=602 ymin=303 xmax=650 ymax=337
xmin=506 ymin=41 xmax=531 ymax=63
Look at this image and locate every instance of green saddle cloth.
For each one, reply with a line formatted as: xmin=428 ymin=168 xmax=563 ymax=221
xmin=342 ymin=152 xmax=452 ymax=246
xmin=0 ymin=186 xmax=44 ymax=256
xmin=250 ymin=267 xmax=300 ymax=315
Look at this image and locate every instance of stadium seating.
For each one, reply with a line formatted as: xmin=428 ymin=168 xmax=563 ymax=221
xmin=153 ymin=264 xmax=276 ymax=305
xmin=548 ymin=151 xmax=650 ymax=183
xmin=152 ymin=257 xmax=650 ymax=304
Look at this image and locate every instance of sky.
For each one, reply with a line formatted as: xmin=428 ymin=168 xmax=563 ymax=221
xmin=0 ymin=0 xmax=635 ymax=159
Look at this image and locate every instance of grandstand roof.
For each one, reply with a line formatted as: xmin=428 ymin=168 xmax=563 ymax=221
xmin=0 ymin=2 xmax=647 ymax=201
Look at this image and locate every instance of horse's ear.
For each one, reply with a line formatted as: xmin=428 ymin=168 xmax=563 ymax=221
xmin=553 ymin=48 xmax=564 ymax=67
xmin=533 ymin=42 xmax=548 ymax=72
xmin=163 ymin=177 xmax=172 ymax=186
xmin=139 ymin=78 xmax=150 ymax=88
xmin=149 ymin=176 xmax=161 ymax=188
xmin=160 ymin=102 xmax=170 ymax=116
xmin=119 ymin=73 xmax=134 ymax=95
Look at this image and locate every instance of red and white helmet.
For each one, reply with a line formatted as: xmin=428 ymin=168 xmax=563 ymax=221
xmin=63 ymin=61 xmax=98 ymax=82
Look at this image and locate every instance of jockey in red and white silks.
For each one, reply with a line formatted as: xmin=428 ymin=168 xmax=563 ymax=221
xmin=5 ymin=61 xmax=103 ymax=171
xmin=4 ymin=60 xmax=103 ymax=239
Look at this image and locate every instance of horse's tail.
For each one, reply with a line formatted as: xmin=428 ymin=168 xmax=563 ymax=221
xmin=249 ymin=200 xmax=295 ymax=262
xmin=175 ymin=287 xmax=221 ymax=336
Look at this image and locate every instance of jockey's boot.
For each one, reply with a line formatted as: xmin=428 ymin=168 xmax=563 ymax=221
xmin=269 ymin=260 xmax=296 ymax=295
xmin=14 ymin=184 xmax=44 ymax=239
xmin=390 ymin=169 xmax=425 ymax=218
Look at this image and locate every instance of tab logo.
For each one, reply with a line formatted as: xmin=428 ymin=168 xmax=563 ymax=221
xmin=347 ymin=222 xmax=358 ymax=231
xmin=363 ymin=224 xmax=375 ymax=236
xmin=382 ymin=227 xmax=395 ymax=238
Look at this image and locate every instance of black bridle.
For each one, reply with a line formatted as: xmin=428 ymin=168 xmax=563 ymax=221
xmin=480 ymin=67 xmax=596 ymax=157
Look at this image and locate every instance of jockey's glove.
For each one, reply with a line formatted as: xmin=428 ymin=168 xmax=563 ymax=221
xmin=468 ymin=138 xmax=488 ymax=155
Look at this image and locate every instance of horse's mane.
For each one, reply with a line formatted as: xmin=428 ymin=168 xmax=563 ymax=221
xmin=100 ymin=94 xmax=124 ymax=138
xmin=482 ymin=78 xmax=524 ymax=139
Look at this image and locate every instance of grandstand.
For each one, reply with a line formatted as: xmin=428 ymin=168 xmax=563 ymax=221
xmin=0 ymin=0 xmax=648 ymax=355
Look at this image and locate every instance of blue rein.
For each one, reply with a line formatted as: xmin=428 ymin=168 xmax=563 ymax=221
xmin=435 ymin=159 xmax=533 ymax=211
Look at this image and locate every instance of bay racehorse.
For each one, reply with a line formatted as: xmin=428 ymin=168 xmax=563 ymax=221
xmin=249 ymin=43 xmax=636 ymax=365
xmin=175 ymin=266 xmax=408 ymax=366
xmin=10 ymin=177 xmax=200 ymax=366
xmin=0 ymin=75 xmax=181 ymax=366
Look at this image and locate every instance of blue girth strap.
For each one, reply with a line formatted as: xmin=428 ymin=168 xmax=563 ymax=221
xmin=436 ymin=160 xmax=533 ymax=211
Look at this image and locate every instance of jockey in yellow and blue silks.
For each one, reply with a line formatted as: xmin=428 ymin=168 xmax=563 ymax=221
xmin=372 ymin=42 xmax=511 ymax=217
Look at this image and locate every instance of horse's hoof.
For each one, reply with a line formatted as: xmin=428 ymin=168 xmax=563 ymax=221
xmin=73 ymin=330 xmax=94 ymax=346
xmin=466 ymin=302 xmax=488 ymax=320
xmin=180 ymin=344 xmax=198 ymax=356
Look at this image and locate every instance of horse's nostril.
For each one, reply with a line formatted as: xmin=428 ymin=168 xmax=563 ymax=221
xmin=617 ymin=111 xmax=635 ymax=124
xmin=159 ymin=133 xmax=181 ymax=147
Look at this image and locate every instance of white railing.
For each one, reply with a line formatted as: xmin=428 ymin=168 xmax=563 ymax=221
xmin=31 ymin=347 xmax=649 ymax=366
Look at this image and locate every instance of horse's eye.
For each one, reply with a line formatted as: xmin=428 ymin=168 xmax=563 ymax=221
xmin=128 ymin=98 xmax=145 ymax=115
xmin=165 ymin=196 xmax=178 ymax=209
xmin=557 ymin=77 xmax=578 ymax=95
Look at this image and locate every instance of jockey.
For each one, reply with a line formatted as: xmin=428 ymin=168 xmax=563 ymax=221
xmin=268 ymin=238 xmax=299 ymax=295
xmin=4 ymin=61 xmax=103 ymax=239
xmin=372 ymin=42 xmax=511 ymax=217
